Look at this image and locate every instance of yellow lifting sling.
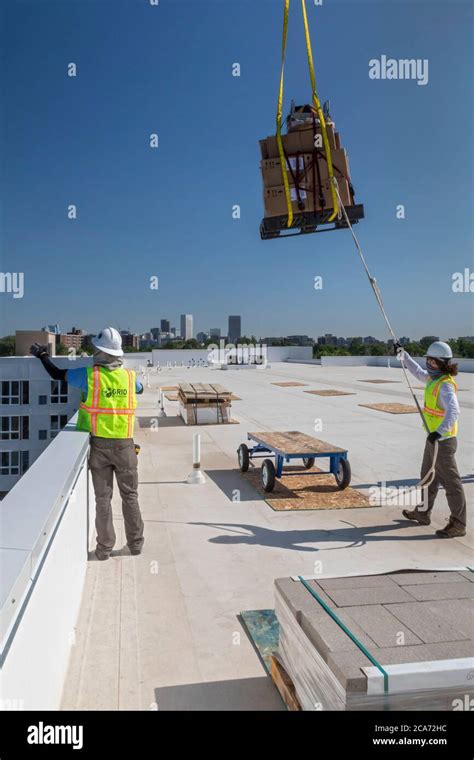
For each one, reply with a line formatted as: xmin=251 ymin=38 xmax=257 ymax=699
xmin=276 ymin=0 xmax=340 ymax=229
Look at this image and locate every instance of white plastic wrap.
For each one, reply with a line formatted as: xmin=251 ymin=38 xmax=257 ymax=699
xmin=275 ymin=585 xmax=474 ymax=711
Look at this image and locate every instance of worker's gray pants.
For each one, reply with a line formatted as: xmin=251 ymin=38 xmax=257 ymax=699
xmin=89 ymin=437 xmax=144 ymax=554
xmin=420 ymin=437 xmax=466 ymax=527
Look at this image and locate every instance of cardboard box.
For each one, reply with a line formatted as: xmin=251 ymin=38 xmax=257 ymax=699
xmin=263 ymin=184 xmax=313 ymax=217
xmin=261 ymin=148 xmax=350 ymax=192
xmin=315 ymin=147 xmax=351 ymax=181
xmin=263 ymin=176 xmax=351 ymax=218
xmin=261 ymin=154 xmax=314 ymax=188
xmin=261 ymin=121 xmax=337 ymax=161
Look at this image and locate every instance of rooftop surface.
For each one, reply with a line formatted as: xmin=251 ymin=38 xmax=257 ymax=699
xmin=61 ymin=362 xmax=473 ymax=711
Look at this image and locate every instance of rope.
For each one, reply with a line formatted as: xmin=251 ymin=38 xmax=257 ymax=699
xmin=331 ymin=178 xmax=438 ymax=491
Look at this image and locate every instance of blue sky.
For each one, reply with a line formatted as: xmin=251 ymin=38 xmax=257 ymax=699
xmin=1 ymin=0 xmax=472 ymax=340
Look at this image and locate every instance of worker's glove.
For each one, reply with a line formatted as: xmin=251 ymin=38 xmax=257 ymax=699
xmin=427 ymin=431 xmax=441 ymax=444
xmin=30 ymin=343 xmax=49 ymax=358
xmin=393 ymin=342 xmax=405 ymax=361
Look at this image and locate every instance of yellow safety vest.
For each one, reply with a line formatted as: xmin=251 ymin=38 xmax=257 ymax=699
xmin=423 ymin=374 xmax=458 ymax=438
xmin=77 ymin=366 xmax=137 ymax=438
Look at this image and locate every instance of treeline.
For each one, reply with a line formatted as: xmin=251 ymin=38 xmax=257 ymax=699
xmin=313 ymin=338 xmax=474 ymax=359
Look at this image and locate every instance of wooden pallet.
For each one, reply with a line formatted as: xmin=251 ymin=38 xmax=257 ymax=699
xmin=270 ymin=655 xmax=301 ymax=711
xmin=178 ymin=382 xmax=233 ymax=403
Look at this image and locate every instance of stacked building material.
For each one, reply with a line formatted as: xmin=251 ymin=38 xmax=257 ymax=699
xmin=177 ymin=383 xmax=233 ymax=425
xmin=275 ymin=570 xmax=474 ymax=710
xmin=259 ymin=104 xmax=354 ymax=219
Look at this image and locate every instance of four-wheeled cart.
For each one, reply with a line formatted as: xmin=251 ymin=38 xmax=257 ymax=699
xmin=237 ymin=430 xmax=351 ymax=493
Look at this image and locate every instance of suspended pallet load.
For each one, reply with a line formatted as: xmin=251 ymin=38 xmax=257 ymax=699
xmin=260 ymin=2 xmax=364 ymax=239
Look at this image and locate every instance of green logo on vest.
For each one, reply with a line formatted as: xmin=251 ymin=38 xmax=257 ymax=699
xmin=104 ymin=388 xmax=128 ymax=398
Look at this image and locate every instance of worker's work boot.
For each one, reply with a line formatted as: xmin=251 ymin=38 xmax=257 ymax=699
xmin=95 ymin=547 xmax=110 ymax=561
xmin=402 ymin=507 xmax=431 ymax=526
xmin=435 ymin=517 xmax=466 ymax=538
xmin=129 ymin=538 xmax=145 ymax=556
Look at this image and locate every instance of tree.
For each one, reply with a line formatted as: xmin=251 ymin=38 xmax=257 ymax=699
xmin=419 ymin=336 xmax=439 ymax=351
xmin=369 ymin=344 xmax=386 ymax=356
xmin=0 ymin=335 xmax=15 ymax=356
xmin=56 ymin=343 xmax=69 ymax=355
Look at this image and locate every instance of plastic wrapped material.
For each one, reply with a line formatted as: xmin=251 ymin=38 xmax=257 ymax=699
xmin=275 ymin=571 xmax=474 ymax=711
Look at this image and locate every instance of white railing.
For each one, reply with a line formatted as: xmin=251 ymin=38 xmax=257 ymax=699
xmin=0 ymin=417 xmax=93 ymax=709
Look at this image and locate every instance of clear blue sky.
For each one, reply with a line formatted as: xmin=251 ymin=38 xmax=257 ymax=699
xmin=1 ymin=0 xmax=472 ymax=340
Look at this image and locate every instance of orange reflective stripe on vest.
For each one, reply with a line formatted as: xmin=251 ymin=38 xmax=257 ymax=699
xmin=422 ymin=374 xmax=458 ymax=438
xmin=77 ymin=365 xmax=137 ymax=438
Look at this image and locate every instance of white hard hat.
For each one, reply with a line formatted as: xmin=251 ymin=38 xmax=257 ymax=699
xmin=424 ymin=341 xmax=453 ymax=360
xmin=91 ymin=327 xmax=124 ymax=356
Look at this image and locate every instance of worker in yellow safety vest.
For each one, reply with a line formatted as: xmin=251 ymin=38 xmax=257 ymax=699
xmin=394 ymin=341 xmax=466 ymax=538
xmin=31 ymin=327 xmax=145 ymax=560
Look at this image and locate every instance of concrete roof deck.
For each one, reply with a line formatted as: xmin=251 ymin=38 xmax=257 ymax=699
xmin=61 ymin=362 xmax=473 ymax=711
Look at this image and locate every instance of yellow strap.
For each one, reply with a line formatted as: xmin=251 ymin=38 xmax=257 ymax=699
xmin=300 ymin=0 xmax=339 ymax=221
xmin=276 ymin=0 xmax=293 ymax=227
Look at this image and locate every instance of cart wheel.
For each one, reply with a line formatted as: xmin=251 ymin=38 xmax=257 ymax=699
xmin=302 ymin=457 xmax=315 ymax=470
xmin=261 ymin=459 xmax=276 ymax=493
xmin=334 ymin=459 xmax=351 ymax=490
xmin=237 ymin=444 xmax=250 ymax=473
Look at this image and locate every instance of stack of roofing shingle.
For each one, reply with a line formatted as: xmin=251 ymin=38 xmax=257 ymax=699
xmin=275 ymin=570 xmax=474 ymax=710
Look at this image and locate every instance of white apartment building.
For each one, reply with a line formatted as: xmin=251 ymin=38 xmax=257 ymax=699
xmin=0 ymin=356 xmax=91 ymax=496
xmin=180 ymin=314 xmax=193 ymax=341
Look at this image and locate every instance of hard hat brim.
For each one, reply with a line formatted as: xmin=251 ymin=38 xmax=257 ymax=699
xmin=91 ymin=335 xmax=124 ymax=356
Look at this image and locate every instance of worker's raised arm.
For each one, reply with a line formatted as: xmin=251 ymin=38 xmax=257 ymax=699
xmin=30 ymin=343 xmax=67 ymax=381
xmin=394 ymin=344 xmax=429 ymax=383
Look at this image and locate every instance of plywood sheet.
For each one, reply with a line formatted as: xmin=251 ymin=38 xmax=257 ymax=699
xmin=159 ymin=385 xmax=178 ymax=391
xmin=304 ymin=390 xmax=355 ymax=396
xmin=271 ymin=382 xmax=308 ymax=387
xmin=243 ymin=465 xmax=371 ymax=511
xmin=359 ymin=403 xmax=418 ymax=414
xmin=248 ymin=431 xmax=346 ymax=454
xmin=358 ymin=379 xmax=401 ymax=384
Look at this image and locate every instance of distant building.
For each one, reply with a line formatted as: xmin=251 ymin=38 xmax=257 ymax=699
xmin=42 ymin=324 xmax=60 ymax=335
xmin=120 ymin=332 xmax=140 ymax=350
xmin=170 ymin=327 xmax=177 ymax=337
xmin=286 ymin=335 xmax=314 ymax=346
xmin=59 ymin=327 xmax=86 ymax=351
xmin=263 ymin=337 xmax=286 ymax=346
xmin=180 ymin=315 xmax=193 ymax=341
xmin=158 ymin=332 xmax=175 ymax=346
xmin=210 ymin=328 xmax=221 ymax=339
xmin=228 ymin=316 xmax=241 ymax=344
xmin=15 ymin=330 xmax=57 ymax=357
xmin=151 ymin=327 xmax=160 ymax=340
xmin=0 ymin=356 xmax=89 ymax=495
xmin=337 ymin=337 xmax=347 ymax=347
xmin=160 ymin=319 xmax=170 ymax=333
xmin=196 ymin=332 xmax=209 ymax=343
xmin=317 ymin=334 xmax=338 ymax=346
xmin=363 ymin=336 xmax=380 ymax=345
